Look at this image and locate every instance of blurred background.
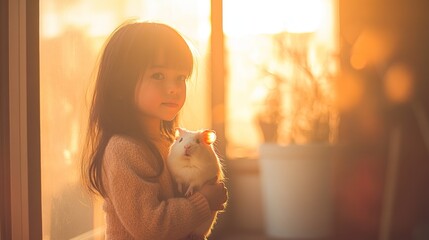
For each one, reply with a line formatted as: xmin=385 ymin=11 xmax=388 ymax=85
xmin=39 ymin=0 xmax=429 ymax=239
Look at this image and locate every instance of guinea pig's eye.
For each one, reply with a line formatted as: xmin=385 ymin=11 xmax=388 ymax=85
xmin=196 ymin=139 xmax=200 ymax=144
xmin=179 ymin=138 xmax=183 ymax=143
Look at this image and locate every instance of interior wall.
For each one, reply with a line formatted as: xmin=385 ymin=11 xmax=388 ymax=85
xmin=337 ymin=0 xmax=429 ymax=239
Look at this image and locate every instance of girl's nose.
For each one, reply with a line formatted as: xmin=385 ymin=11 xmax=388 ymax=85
xmin=166 ymin=78 xmax=183 ymax=95
xmin=166 ymin=81 xmax=180 ymax=95
xmin=168 ymin=87 xmax=177 ymax=95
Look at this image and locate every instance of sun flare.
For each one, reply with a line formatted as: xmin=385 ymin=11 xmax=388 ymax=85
xmin=223 ymin=0 xmax=329 ymax=35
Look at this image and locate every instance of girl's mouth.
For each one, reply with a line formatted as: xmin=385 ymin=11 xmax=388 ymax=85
xmin=162 ymin=102 xmax=179 ymax=108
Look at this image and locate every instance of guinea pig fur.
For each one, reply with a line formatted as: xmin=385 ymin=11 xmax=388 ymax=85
xmin=167 ymin=128 xmax=224 ymax=197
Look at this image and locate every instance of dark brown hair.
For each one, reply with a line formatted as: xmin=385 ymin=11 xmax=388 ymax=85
xmin=81 ymin=21 xmax=194 ymax=197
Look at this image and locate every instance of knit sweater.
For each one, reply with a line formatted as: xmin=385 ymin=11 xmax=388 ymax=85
xmin=102 ymin=135 xmax=212 ymax=240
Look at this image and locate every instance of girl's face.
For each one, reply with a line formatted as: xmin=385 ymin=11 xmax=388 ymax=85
xmin=135 ymin=63 xmax=187 ymax=122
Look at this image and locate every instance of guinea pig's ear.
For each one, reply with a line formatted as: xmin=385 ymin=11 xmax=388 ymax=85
xmin=174 ymin=128 xmax=183 ymax=140
xmin=201 ymin=130 xmax=216 ymax=145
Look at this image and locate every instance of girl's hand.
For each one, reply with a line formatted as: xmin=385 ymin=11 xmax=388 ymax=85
xmin=198 ymin=182 xmax=228 ymax=211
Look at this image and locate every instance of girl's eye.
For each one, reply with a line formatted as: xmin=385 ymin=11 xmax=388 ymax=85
xmin=179 ymin=138 xmax=183 ymax=143
xmin=152 ymin=73 xmax=165 ymax=80
xmin=196 ymin=139 xmax=200 ymax=144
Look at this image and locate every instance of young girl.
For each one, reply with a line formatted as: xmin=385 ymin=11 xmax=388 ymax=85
xmin=81 ymin=21 xmax=228 ymax=240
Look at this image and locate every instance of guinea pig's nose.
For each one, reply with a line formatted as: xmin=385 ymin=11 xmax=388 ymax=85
xmin=184 ymin=145 xmax=191 ymax=156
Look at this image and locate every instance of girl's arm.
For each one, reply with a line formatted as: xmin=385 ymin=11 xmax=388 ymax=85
xmin=103 ymin=136 xmax=212 ymax=239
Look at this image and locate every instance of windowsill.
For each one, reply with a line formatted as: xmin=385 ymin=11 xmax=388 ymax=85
xmin=226 ymin=158 xmax=260 ymax=175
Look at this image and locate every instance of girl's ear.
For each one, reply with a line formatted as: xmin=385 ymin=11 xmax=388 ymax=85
xmin=201 ymin=130 xmax=216 ymax=145
xmin=174 ymin=128 xmax=185 ymax=139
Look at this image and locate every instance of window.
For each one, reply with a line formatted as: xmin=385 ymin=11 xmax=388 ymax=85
xmin=223 ymin=0 xmax=338 ymax=158
xmin=39 ymin=0 xmax=210 ymax=238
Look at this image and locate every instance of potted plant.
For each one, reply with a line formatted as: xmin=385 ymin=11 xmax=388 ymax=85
xmin=256 ymin=31 xmax=338 ymax=239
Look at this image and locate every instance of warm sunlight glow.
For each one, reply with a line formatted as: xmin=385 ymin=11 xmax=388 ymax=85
xmin=225 ymin=0 xmax=338 ymax=157
xmin=282 ymin=0 xmax=325 ymax=33
xmin=350 ymin=29 xmax=397 ymax=70
xmin=336 ymin=73 xmax=364 ymax=110
xmin=384 ymin=63 xmax=414 ymax=103
xmin=224 ymin=0 xmax=329 ymax=35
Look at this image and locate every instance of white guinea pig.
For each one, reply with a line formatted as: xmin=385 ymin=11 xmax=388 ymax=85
xmin=167 ymin=128 xmax=224 ymax=239
xmin=167 ymin=128 xmax=224 ymax=196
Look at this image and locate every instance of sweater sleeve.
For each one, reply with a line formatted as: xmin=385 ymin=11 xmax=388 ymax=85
xmin=102 ymin=136 xmax=212 ymax=239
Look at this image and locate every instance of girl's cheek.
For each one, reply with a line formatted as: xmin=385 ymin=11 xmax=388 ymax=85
xmin=135 ymin=82 xmax=160 ymax=112
xmin=179 ymin=83 xmax=187 ymax=105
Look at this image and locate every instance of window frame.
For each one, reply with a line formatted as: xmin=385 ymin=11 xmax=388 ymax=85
xmin=210 ymin=0 xmax=227 ymax=157
xmin=1 ymin=0 xmax=11 ymax=238
xmin=4 ymin=0 xmax=42 ymax=239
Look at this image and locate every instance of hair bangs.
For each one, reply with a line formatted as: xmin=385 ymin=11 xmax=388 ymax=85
xmin=156 ymin=36 xmax=194 ymax=77
xmin=139 ymin=23 xmax=194 ymax=77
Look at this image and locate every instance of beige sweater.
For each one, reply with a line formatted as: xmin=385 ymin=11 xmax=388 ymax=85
xmin=102 ymin=135 xmax=212 ymax=240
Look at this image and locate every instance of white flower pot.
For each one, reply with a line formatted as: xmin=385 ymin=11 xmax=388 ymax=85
xmin=259 ymin=143 xmax=334 ymax=239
